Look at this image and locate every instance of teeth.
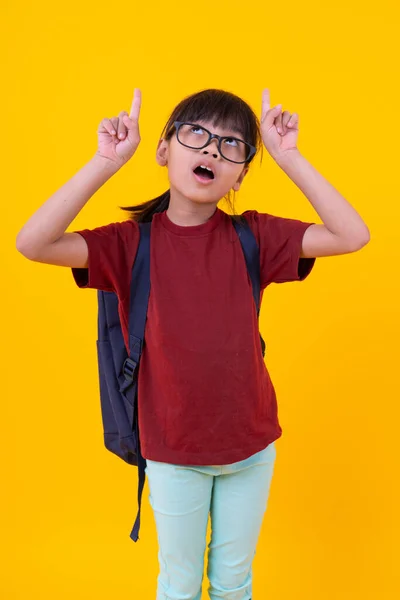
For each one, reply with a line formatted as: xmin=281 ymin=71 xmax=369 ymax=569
xmin=200 ymin=165 xmax=213 ymax=173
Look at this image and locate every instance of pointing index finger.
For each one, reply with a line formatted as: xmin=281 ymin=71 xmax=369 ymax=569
xmin=129 ymin=88 xmax=141 ymax=121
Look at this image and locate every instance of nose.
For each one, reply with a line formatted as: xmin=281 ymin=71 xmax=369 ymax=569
xmin=202 ymin=137 xmax=220 ymax=158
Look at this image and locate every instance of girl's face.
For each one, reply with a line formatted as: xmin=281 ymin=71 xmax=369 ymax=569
xmin=156 ymin=119 xmax=250 ymax=206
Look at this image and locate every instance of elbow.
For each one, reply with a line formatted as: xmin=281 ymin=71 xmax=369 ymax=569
xmin=357 ymin=225 xmax=371 ymax=249
xmin=16 ymin=233 xmax=38 ymax=260
xmin=16 ymin=233 xmax=27 ymax=256
xmin=348 ymin=226 xmax=371 ymax=252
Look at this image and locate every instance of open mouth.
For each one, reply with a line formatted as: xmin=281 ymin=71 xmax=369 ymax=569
xmin=193 ymin=165 xmax=215 ymax=180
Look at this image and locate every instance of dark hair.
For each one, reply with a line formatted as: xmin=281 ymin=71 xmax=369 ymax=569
xmin=119 ymin=88 xmax=264 ymax=223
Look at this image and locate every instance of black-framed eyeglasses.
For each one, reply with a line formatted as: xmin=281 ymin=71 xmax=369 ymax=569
xmin=173 ymin=121 xmax=256 ymax=164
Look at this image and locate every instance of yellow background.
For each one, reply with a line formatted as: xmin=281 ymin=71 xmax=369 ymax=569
xmin=2 ymin=1 xmax=399 ymax=598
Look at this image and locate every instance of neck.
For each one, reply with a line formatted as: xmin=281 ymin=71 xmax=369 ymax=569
xmin=166 ymin=188 xmax=219 ymax=227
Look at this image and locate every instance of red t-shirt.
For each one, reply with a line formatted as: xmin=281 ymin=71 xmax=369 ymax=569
xmin=72 ymin=207 xmax=315 ymax=465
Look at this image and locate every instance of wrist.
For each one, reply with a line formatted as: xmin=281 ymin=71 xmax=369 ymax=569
xmin=273 ymin=148 xmax=302 ymax=169
xmin=91 ymin=152 xmax=123 ymax=174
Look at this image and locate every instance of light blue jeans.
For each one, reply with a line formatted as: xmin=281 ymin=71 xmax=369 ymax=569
xmin=145 ymin=441 xmax=277 ymax=600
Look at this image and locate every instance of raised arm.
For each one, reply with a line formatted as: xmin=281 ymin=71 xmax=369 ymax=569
xmin=260 ymin=88 xmax=370 ymax=258
xmin=16 ymin=156 xmax=120 ymax=267
xmin=16 ymin=88 xmax=142 ymax=267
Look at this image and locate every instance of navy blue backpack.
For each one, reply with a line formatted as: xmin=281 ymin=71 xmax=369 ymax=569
xmin=96 ymin=215 xmax=265 ymax=542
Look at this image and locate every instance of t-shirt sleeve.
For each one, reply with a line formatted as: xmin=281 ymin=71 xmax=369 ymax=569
xmin=242 ymin=209 xmax=316 ymax=288
xmin=71 ymin=219 xmax=140 ymax=298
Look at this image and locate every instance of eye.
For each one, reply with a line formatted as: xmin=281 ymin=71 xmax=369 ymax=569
xmin=190 ymin=125 xmax=204 ymax=135
xmin=224 ymin=137 xmax=239 ymax=147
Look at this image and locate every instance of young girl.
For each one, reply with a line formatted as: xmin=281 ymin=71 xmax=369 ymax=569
xmin=16 ymin=87 xmax=369 ymax=600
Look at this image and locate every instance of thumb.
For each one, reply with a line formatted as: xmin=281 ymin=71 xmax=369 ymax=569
xmin=261 ymin=104 xmax=282 ymax=127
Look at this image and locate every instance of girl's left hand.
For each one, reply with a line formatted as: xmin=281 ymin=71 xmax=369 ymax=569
xmin=260 ymin=88 xmax=299 ymax=161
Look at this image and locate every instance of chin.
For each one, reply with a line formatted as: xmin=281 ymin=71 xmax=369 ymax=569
xmin=190 ymin=195 xmax=222 ymax=206
xmin=192 ymin=195 xmax=221 ymax=204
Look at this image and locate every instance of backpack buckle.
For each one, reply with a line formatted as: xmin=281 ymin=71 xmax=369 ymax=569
xmin=122 ymin=357 xmax=137 ymax=382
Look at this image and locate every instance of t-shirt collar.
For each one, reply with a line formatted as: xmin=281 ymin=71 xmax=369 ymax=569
xmin=159 ymin=207 xmax=223 ymax=236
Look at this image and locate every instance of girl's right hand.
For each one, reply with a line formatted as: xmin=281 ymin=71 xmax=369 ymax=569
xmin=95 ymin=88 xmax=142 ymax=168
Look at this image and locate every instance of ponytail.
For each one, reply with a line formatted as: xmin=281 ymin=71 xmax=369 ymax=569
xmin=119 ymin=190 xmax=171 ymax=223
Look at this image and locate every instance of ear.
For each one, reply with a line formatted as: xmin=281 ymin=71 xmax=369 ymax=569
xmin=232 ymin=167 xmax=249 ymax=192
xmin=156 ymin=138 xmax=169 ymax=167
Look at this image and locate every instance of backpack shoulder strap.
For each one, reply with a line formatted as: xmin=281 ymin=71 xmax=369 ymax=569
xmin=121 ymin=220 xmax=152 ymax=380
xmin=230 ymin=215 xmax=261 ymax=315
xmin=129 ymin=220 xmax=152 ymax=342
xmin=230 ymin=215 xmax=266 ymax=357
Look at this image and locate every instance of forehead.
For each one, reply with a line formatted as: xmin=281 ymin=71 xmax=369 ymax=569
xmin=193 ymin=119 xmax=244 ymax=137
